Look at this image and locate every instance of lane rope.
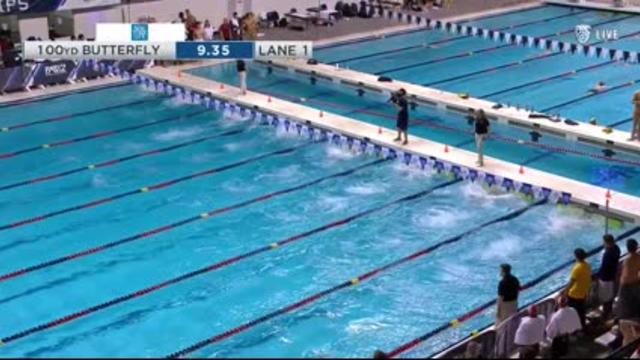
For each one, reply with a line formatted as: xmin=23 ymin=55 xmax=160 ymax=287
xmin=328 ymin=10 xmax=589 ymax=64
xmin=0 ymin=143 xmax=314 ymax=232
xmin=0 ymin=128 xmax=246 ymax=192
xmin=373 ymin=15 xmax=633 ymax=75
xmin=259 ymin=88 xmax=640 ymax=168
xmin=0 ymin=109 xmax=210 ymax=161
xmin=0 ymin=163 xmax=463 ymax=347
xmin=542 ymin=77 xmax=640 ymax=112
xmin=0 ymin=158 xmax=387 ymax=284
xmin=387 ymin=225 xmax=640 ymax=358
xmin=0 ymin=97 xmax=165 ymax=133
xmin=166 ymin=198 xmax=545 ymax=358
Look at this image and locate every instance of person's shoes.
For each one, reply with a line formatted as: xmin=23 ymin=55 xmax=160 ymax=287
xmin=393 ymin=137 xmax=401 ymax=142
xmin=476 ymin=161 xmax=484 ymax=167
xmin=402 ymin=140 xmax=408 ymax=145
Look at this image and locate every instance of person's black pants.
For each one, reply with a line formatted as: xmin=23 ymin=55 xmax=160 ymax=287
xmin=551 ymin=334 xmax=570 ymax=358
xmin=568 ymin=296 xmax=587 ymax=327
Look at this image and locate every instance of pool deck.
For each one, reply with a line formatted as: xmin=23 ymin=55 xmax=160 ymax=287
xmin=264 ymin=58 xmax=640 ymax=157
xmin=546 ymin=0 xmax=640 ymax=14
xmin=138 ymin=65 xmax=640 ymax=223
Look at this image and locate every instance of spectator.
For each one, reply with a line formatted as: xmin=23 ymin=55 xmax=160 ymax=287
xmin=463 ymin=341 xmax=483 ymax=359
xmin=598 ymin=234 xmax=620 ymax=319
xmin=192 ymin=21 xmax=204 ymax=40
xmin=203 ymin=20 xmax=214 ymax=40
xmin=563 ymin=248 xmax=592 ymax=327
xmin=242 ymin=12 xmax=258 ymax=40
xmin=514 ymin=306 xmax=546 ymax=359
xmin=178 ymin=11 xmax=186 ymax=23
xmin=616 ymin=239 xmax=640 ymax=320
xmin=497 ymin=263 xmax=520 ymax=325
xmin=218 ymin=19 xmax=232 ymax=41
xmin=231 ymin=12 xmax=241 ymax=39
xmin=78 ymin=33 xmax=85 ymax=41
xmin=546 ymin=296 xmax=582 ymax=358
xmin=185 ymin=9 xmax=197 ymax=27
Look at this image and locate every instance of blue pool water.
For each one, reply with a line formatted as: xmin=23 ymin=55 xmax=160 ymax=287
xmin=316 ymin=4 xmax=640 ymax=131
xmin=190 ymin=62 xmax=640 ymax=198
xmin=1 ymin=4 xmax=640 ymax=359
xmin=0 ymin=80 xmax=635 ymax=358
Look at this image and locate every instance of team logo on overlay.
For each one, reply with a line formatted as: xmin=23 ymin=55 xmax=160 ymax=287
xmin=131 ymin=23 xmax=149 ymax=41
xmin=574 ymin=24 xmax=592 ymax=44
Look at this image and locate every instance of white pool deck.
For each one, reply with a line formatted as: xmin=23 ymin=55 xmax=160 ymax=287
xmin=265 ymin=58 xmax=640 ymax=156
xmin=546 ymin=0 xmax=640 ymax=14
xmin=138 ymin=65 xmax=640 ymax=223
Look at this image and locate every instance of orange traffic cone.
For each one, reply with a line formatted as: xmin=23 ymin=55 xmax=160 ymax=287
xmin=444 ymin=144 xmax=449 ymax=153
xmin=319 ymin=111 xmax=324 ymax=118
xmin=268 ymin=96 xmax=272 ymax=103
xmin=219 ymin=83 xmax=225 ymax=90
xmin=378 ymin=127 xmax=382 ymax=135
xmin=519 ymin=165 xmax=525 ymax=175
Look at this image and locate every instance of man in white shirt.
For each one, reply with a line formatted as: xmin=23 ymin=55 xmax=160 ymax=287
xmin=546 ymin=296 xmax=582 ymax=357
xmin=514 ymin=306 xmax=546 ymax=359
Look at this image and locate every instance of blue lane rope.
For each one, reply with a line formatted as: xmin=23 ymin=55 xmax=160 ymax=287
xmin=542 ymin=77 xmax=640 ymax=112
xmin=0 ymin=97 xmax=166 ymax=132
xmin=166 ymin=198 xmax=544 ymax=358
xmin=0 ymin=143 xmax=314 ymax=232
xmin=388 ymin=225 xmax=640 ymax=358
xmin=0 ymin=158 xmax=386 ymax=283
xmin=0 ymin=128 xmax=246 ymax=192
xmin=0 ymin=109 xmax=210 ymax=161
xmin=328 ymin=10 xmax=589 ymax=65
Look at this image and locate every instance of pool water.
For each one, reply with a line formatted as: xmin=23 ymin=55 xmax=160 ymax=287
xmin=190 ymin=62 xmax=640 ymax=198
xmin=1 ymin=4 xmax=639 ymax=359
xmin=315 ymin=4 xmax=640 ymax=131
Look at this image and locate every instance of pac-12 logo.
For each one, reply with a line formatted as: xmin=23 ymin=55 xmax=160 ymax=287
xmin=574 ymin=24 xmax=592 ymax=44
xmin=131 ymin=24 xmax=149 ymax=41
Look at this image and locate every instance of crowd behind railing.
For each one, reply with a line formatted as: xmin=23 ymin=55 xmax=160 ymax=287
xmin=430 ymin=237 xmax=640 ymax=359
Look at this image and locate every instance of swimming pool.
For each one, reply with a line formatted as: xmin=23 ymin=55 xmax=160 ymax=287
xmin=1 ymin=4 xmax=640 ymax=359
xmin=316 ymin=4 xmax=640 ymax=132
xmin=190 ymin=61 xmax=640 ymax=198
xmin=0 ymin=76 xmax=636 ymax=358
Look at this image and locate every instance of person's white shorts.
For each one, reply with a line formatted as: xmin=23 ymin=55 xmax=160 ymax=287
xmin=598 ymin=280 xmax=615 ymax=303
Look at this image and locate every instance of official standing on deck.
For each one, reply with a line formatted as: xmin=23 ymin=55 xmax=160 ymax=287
xmin=392 ymin=89 xmax=409 ymax=145
xmin=473 ymin=109 xmax=490 ymax=167
xmin=237 ymin=60 xmax=247 ymax=94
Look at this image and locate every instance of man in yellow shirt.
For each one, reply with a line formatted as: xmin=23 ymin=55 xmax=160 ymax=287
xmin=563 ymin=248 xmax=592 ymax=327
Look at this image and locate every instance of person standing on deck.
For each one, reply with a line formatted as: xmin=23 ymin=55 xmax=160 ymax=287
xmin=473 ymin=109 xmax=490 ymax=167
xmin=237 ymin=60 xmax=247 ymax=95
xmin=597 ymin=234 xmax=620 ymax=319
xmin=616 ymin=239 xmax=640 ymax=320
xmin=563 ymin=248 xmax=592 ymax=328
xmin=497 ymin=263 xmax=520 ymax=325
xmin=631 ymin=90 xmax=640 ymax=141
xmin=391 ymin=89 xmax=409 ymax=145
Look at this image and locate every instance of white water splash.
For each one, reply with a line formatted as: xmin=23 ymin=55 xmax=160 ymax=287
xmin=315 ymin=195 xmax=349 ymax=213
xmin=345 ymin=183 xmax=384 ymax=196
xmin=152 ymin=126 xmax=205 ymax=142
xmin=346 ymin=318 xmax=387 ymax=335
xmin=414 ymin=207 xmax=468 ymax=229
xmin=479 ymin=234 xmax=523 ymax=261
xmin=256 ymin=164 xmax=303 ymax=182
xmin=91 ymin=173 xmax=111 ymax=188
xmin=324 ymin=145 xmax=356 ymax=160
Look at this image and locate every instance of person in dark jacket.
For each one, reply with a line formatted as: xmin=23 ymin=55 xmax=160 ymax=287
xmin=473 ymin=109 xmax=490 ymax=167
xmin=598 ymin=234 xmax=620 ymax=319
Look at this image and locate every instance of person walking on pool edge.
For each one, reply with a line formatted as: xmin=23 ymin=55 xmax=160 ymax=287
xmin=237 ymin=59 xmax=247 ymax=95
xmin=391 ymin=88 xmax=409 ymax=145
xmin=631 ymin=90 xmax=640 ymax=141
xmin=473 ymin=109 xmax=490 ymax=167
